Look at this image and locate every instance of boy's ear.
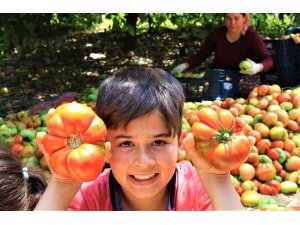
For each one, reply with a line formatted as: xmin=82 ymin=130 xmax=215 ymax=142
xmin=104 ymin=141 xmax=112 ymax=163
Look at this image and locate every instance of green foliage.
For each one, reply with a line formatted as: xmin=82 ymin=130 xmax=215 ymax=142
xmin=1 ymin=13 xmax=299 ymax=57
xmin=250 ymin=13 xmax=300 ymax=38
xmin=0 ymin=13 xmax=98 ymax=56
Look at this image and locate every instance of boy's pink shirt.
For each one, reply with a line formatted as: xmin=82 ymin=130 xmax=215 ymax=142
xmin=68 ymin=163 xmax=212 ymax=211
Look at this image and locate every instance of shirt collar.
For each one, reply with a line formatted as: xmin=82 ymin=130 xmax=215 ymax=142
xmin=109 ymin=171 xmax=176 ymax=211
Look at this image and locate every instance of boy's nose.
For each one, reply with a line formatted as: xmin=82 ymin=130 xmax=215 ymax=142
xmin=134 ymin=147 xmax=155 ymax=166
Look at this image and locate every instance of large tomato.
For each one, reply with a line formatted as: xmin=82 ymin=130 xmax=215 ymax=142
xmin=191 ymin=108 xmax=251 ymax=171
xmin=43 ymin=102 xmax=107 ymax=182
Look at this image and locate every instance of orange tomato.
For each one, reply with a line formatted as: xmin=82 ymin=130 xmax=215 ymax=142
xmin=191 ymin=108 xmax=251 ymax=171
xmin=262 ymin=111 xmax=278 ymax=127
xmin=256 ymin=138 xmax=272 ymax=154
xmin=255 ymin=163 xmax=276 ymax=182
xmin=43 ymin=102 xmax=107 ymax=182
xmin=287 ymin=120 xmax=299 ymax=132
xmin=257 ymin=84 xmax=269 ymax=97
xmin=254 ymin=123 xmax=270 ymax=138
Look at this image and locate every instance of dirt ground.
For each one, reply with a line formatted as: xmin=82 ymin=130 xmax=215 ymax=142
xmin=0 ymin=27 xmax=207 ymax=117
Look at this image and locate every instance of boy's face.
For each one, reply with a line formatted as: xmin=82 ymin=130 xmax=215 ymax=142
xmin=106 ymin=110 xmax=179 ymax=202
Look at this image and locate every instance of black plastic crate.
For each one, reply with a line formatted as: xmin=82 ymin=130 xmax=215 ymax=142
xmin=264 ymin=38 xmax=298 ymax=66
xmin=264 ymin=38 xmax=300 ymax=87
xmin=201 ymin=69 xmax=240 ymax=101
xmin=286 ymin=27 xmax=300 ymax=35
xmin=262 ymin=66 xmax=298 ymax=86
xmin=263 ymin=68 xmax=299 ymax=87
xmin=176 ymin=77 xmax=208 ymax=101
xmin=287 ymin=27 xmax=300 ymax=71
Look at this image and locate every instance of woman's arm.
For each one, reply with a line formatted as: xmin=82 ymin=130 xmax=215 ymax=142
xmin=250 ymin=30 xmax=273 ymax=72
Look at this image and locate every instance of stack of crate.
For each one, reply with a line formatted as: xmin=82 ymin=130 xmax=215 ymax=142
xmin=263 ymin=27 xmax=300 ymax=87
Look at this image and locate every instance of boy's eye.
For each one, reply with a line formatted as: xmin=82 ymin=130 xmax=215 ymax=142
xmin=152 ymin=140 xmax=166 ymax=146
xmin=120 ymin=141 xmax=133 ymax=148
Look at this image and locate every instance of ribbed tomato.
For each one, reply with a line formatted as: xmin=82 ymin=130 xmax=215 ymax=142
xmin=43 ymin=102 xmax=107 ymax=181
xmin=191 ymin=108 xmax=251 ymax=171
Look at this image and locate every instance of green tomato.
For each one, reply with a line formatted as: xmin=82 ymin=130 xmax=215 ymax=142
xmin=20 ymin=129 xmax=36 ymax=141
xmin=292 ymin=134 xmax=300 ymax=147
xmin=241 ymin=190 xmax=261 ymax=207
xmin=239 ymin=60 xmax=252 ymax=70
xmin=274 ymin=175 xmax=283 ymax=183
xmin=258 ymin=198 xmax=277 ymax=209
xmin=274 ymin=148 xmax=286 ymax=164
xmin=259 ymin=154 xmax=272 ymax=163
xmin=280 ymin=181 xmax=298 ymax=194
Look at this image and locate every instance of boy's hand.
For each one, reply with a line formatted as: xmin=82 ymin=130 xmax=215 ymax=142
xmin=182 ymin=133 xmax=227 ymax=175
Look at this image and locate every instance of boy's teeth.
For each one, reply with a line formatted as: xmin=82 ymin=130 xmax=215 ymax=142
xmin=133 ymin=174 xmax=155 ymax=180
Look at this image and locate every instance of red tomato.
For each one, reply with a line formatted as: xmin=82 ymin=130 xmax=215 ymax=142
xmin=43 ymin=102 xmax=107 ymax=182
xmin=284 ymin=139 xmax=296 ymax=152
xmin=272 ymin=160 xmax=283 ymax=173
xmin=14 ymin=134 xmax=23 ymax=144
xmin=233 ymin=184 xmax=244 ymax=196
xmin=290 ymin=95 xmax=300 ymax=108
xmin=287 ymin=120 xmax=299 ymax=133
xmin=10 ymin=143 xmax=23 ymax=155
xmin=234 ymin=117 xmax=246 ymax=133
xmin=246 ymin=152 xmax=260 ymax=167
xmin=258 ymin=180 xmax=281 ymax=195
xmin=255 ymin=163 xmax=276 ymax=182
xmin=276 ymin=92 xmax=291 ymax=104
xmin=256 ymin=139 xmax=272 ymax=154
xmin=271 ymin=140 xmax=284 ymax=149
xmin=257 ymin=84 xmax=269 ymax=97
xmin=245 ymin=130 xmax=262 ymax=143
xmin=266 ymin=148 xmax=280 ymax=160
xmin=191 ymin=108 xmax=251 ymax=171
xmin=262 ymin=112 xmax=278 ymax=127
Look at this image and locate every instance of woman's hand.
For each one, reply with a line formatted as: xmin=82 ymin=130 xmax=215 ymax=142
xmin=239 ymin=58 xmax=263 ymax=75
xmin=171 ymin=63 xmax=188 ymax=74
xmin=182 ymin=133 xmax=227 ymax=175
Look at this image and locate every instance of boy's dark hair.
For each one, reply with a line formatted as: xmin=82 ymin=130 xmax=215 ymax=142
xmin=96 ymin=66 xmax=185 ymax=138
xmin=0 ymin=149 xmax=47 ymax=211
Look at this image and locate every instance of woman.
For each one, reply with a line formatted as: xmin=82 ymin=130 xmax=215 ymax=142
xmin=172 ymin=13 xmax=273 ymax=98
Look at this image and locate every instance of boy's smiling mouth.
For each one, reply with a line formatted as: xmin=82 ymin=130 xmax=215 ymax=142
xmin=129 ymin=173 xmax=159 ymax=185
xmin=132 ymin=174 xmax=156 ymax=180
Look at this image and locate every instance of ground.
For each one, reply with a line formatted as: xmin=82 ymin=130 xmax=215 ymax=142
xmin=0 ymin=27 xmax=208 ymax=117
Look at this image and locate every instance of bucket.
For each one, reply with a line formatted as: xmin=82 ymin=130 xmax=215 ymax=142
xmin=202 ymin=69 xmax=240 ymax=100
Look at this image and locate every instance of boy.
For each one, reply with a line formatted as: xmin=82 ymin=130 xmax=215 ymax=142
xmin=35 ymin=67 xmax=243 ymax=211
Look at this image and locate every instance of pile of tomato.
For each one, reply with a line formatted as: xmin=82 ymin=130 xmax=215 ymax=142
xmin=1 ymin=84 xmax=300 ymax=209
xmin=181 ymin=85 xmax=300 ymax=209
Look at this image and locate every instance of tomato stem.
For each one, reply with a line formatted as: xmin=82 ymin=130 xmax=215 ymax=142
xmin=67 ymin=134 xmax=82 ymax=149
xmin=213 ymin=124 xmax=235 ymax=144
